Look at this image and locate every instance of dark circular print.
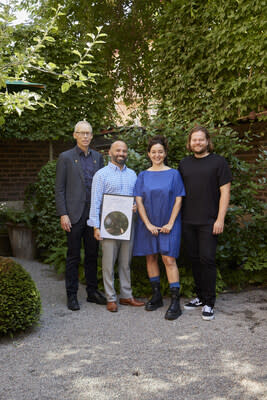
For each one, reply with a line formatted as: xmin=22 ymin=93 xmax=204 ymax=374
xmin=104 ymin=211 xmax=129 ymax=236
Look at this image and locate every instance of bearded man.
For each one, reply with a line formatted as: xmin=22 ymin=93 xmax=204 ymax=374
xmin=179 ymin=126 xmax=232 ymax=321
xmin=89 ymin=141 xmax=144 ymax=312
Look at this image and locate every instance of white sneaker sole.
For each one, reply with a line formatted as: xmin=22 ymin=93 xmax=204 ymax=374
xmin=184 ymin=305 xmax=202 ymax=310
xmin=202 ymin=314 xmax=215 ymax=321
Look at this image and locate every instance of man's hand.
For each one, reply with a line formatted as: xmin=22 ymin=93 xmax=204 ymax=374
xmin=213 ymin=219 xmax=224 ymax=235
xmin=132 ymin=204 xmax=137 ymax=213
xmin=60 ymin=215 xmax=72 ymax=232
xmin=213 ymin=182 xmax=231 ymax=235
xmin=94 ymin=228 xmax=103 ymax=241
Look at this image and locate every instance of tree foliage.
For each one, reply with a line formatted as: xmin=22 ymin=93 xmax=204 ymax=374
xmin=23 ymin=0 xmax=163 ymax=109
xmin=152 ymin=0 xmax=267 ymax=124
xmin=0 ymin=2 xmax=107 ymax=131
xmin=2 ymin=0 xmax=266 ymax=130
xmin=1 ymin=27 xmax=114 ymax=140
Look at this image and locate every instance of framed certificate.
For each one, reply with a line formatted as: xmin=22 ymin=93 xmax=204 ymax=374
xmin=100 ymin=194 xmax=134 ymax=240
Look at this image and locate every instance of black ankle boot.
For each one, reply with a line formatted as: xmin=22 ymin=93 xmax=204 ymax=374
xmin=67 ymin=293 xmax=80 ymax=311
xmin=165 ymin=287 xmax=182 ymax=320
xmin=145 ymin=281 xmax=163 ymax=311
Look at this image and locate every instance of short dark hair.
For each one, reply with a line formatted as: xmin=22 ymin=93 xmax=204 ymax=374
xmin=187 ymin=126 xmax=214 ymax=152
xmin=147 ymin=135 xmax=168 ymax=153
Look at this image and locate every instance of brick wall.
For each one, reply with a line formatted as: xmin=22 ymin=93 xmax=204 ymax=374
xmin=0 ymin=124 xmax=266 ymax=202
xmin=230 ymin=120 xmax=267 ymax=202
xmin=1 ymin=140 xmax=49 ymax=200
xmin=0 ymin=139 xmax=97 ymax=201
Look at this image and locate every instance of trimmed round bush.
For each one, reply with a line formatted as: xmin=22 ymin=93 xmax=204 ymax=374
xmin=0 ymin=257 xmax=41 ymax=336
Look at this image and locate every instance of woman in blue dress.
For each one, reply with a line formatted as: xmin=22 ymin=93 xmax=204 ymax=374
xmin=134 ymin=135 xmax=185 ymax=320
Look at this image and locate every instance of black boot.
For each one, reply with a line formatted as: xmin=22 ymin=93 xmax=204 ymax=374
xmin=67 ymin=293 xmax=80 ymax=311
xmin=165 ymin=287 xmax=182 ymax=320
xmin=145 ymin=281 xmax=163 ymax=311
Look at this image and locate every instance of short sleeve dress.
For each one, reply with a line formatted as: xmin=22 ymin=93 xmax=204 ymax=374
xmin=133 ymin=169 xmax=185 ymax=258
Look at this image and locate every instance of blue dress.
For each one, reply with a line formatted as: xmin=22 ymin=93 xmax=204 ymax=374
xmin=133 ymin=169 xmax=186 ymax=258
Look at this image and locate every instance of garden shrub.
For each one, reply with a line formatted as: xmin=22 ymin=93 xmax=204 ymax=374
xmin=0 ymin=257 xmax=41 ymax=336
xmin=34 ymin=160 xmax=65 ymax=252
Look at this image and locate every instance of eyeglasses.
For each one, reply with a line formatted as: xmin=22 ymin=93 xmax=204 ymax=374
xmin=75 ymin=131 xmax=92 ymax=137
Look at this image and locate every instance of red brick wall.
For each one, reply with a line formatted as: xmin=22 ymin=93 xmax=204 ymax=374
xmin=231 ymin=121 xmax=267 ymax=202
xmin=0 ymin=125 xmax=266 ymax=202
xmin=0 ymin=139 xmax=77 ymax=200
xmin=1 ymin=140 xmax=48 ymax=200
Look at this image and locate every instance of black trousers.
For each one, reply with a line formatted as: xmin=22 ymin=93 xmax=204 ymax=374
xmin=182 ymin=223 xmax=218 ymax=307
xmin=66 ymin=204 xmax=99 ymax=296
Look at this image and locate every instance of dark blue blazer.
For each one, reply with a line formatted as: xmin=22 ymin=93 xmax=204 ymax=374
xmin=55 ymin=146 xmax=104 ymax=224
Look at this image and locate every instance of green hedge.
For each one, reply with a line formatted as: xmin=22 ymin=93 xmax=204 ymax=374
xmin=35 ymin=160 xmax=65 ymax=252
xmin=0 ymin=257 xmax=41 ymax=336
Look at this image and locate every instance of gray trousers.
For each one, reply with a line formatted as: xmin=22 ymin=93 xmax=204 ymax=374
xmin=101 ymin=235 xmax=134 ymax=302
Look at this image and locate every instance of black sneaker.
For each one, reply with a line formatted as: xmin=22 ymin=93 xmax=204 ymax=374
xmin=202 ymin=305 xmax=215 ymax=321
xmin=67 ymin=294 xmax=80 ymax=311
xmin=184 ymin=297 xmax=203 ymax=310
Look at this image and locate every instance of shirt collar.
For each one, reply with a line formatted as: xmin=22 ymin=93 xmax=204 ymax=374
xmin=108 ymin=161 xmax=127 ymax=172
xmin=75 ymin=145 xmax=91 ymax=156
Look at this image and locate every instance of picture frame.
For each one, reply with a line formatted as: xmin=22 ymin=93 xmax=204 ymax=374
xmin=100 ymin=194 xmax=134 ymax=240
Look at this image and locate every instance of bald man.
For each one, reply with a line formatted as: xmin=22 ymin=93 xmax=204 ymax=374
xmin=89 ymin=141 xmax=144 ymax=312
xmin=55 ymin=120 xmax=106 ymax=311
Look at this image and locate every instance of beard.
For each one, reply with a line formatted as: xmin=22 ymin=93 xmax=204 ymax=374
xmin=192 ymin=146 xmax=209 ymax=155
xmin=113 ymin=155 xmax=127 ymax=165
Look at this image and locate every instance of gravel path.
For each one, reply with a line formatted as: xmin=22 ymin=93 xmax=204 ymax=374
xmin=0 ymin=258 xmax=266 ymax=400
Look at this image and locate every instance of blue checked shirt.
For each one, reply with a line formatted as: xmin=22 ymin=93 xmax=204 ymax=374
xmin=88 ymin=162 xmax=137 ymax=228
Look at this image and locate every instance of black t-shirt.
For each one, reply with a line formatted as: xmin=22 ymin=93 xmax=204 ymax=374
xmin=179 ymin=153 xmax=232 ymax=224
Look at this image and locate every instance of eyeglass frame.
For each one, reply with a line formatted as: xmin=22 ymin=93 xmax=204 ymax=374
xmin=75 ymin=131 xmax=93 ymax=137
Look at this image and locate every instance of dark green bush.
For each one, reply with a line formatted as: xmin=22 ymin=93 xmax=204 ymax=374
xmin=34 ymin=160 xmax=65 ymax=252
xmin=0 ymin=257 xmax=41 ymax=336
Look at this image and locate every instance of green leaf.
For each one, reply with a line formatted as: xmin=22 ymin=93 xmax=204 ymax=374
xmin=61 ymin=82 xmax=70 ymax=93
xmin=44 ymin=36 xmax=55 ymax=42
xmin=72 ymin=50 xmax=82 ymax=57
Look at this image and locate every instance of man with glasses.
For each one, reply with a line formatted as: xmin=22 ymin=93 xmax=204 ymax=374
xmin=55 ymin=120 xmax=106 ymax=311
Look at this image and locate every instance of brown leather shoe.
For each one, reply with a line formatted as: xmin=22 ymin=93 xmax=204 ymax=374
xmin=119 ymin=298 xmax=145 ymax=307
xmin=107 ymin=301 xmax=118 ymax=312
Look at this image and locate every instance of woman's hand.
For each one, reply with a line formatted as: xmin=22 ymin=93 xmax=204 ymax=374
xmin=146 ymin=223 xmax=160 ymax=236
xmin=160 ymin=223 xmax=173 ymax=234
